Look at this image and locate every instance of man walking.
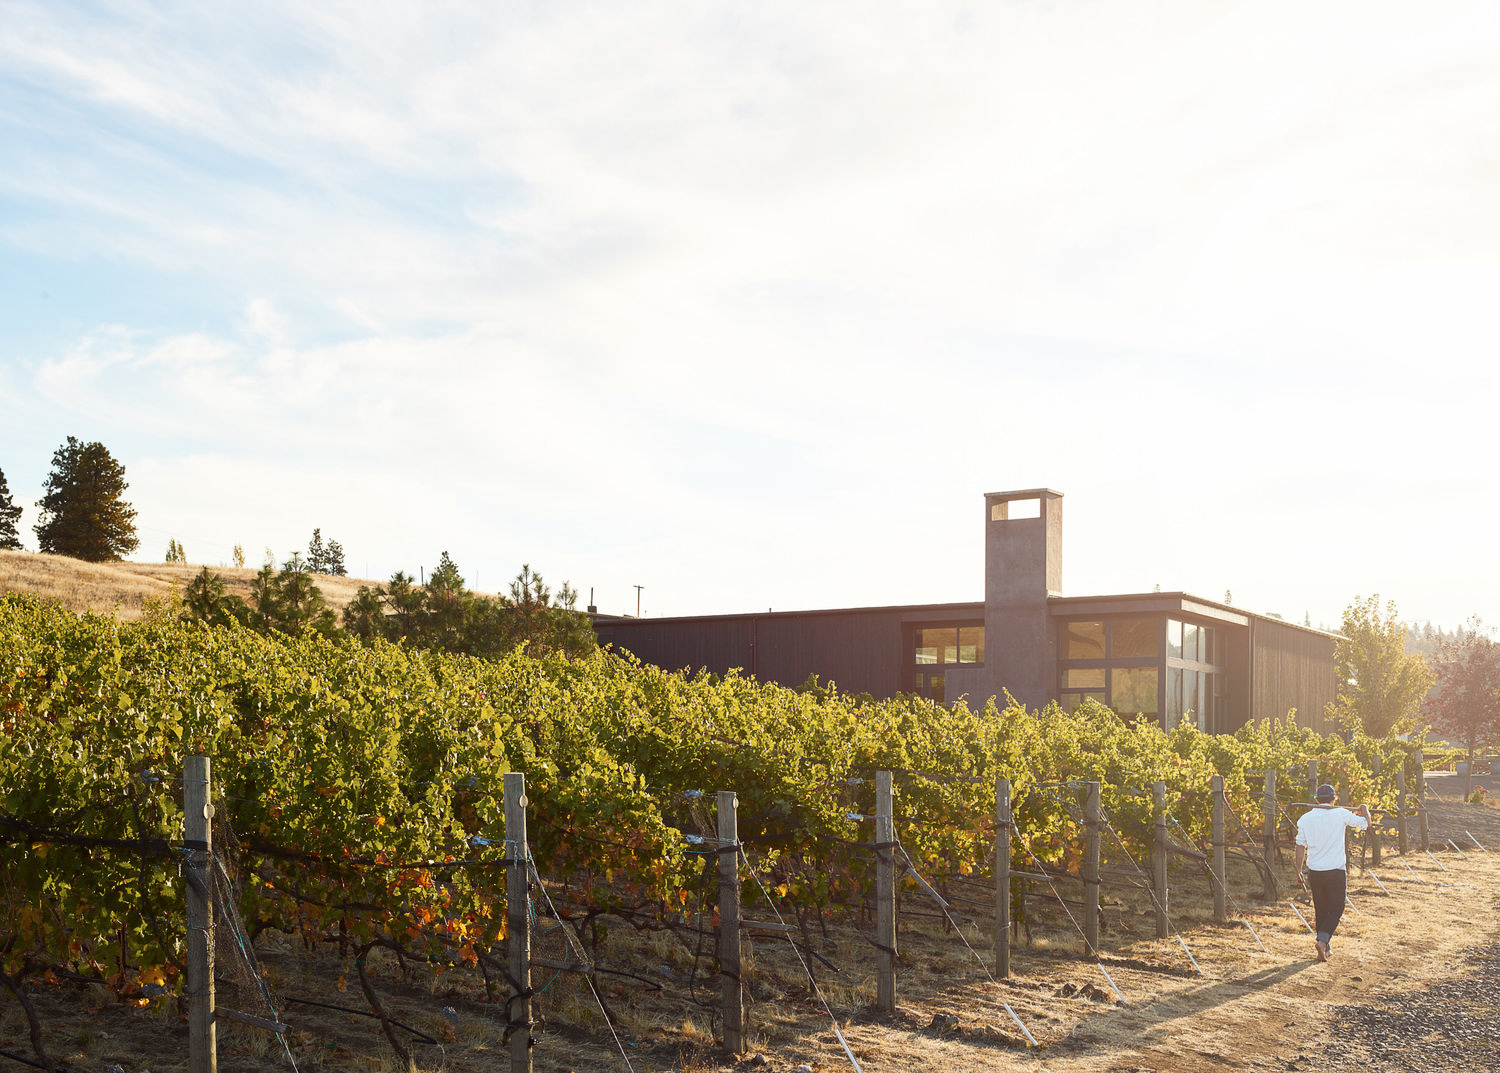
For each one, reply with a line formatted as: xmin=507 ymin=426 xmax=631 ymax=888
xmin=1294 ymin=783 xmax=1370 ymax=962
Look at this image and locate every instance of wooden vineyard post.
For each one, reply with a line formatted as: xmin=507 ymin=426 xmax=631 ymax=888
xmin=718 ymin=790 xmax=744 ymax=1052
xmin=1261 ymin=769 xmax=1278 ymax=900
xmin=1370 ymin=755 xmax=1383 ymax=866
xmin=1152 ymin=781 xmax=1168 ymax=939
xmin=1416 ymin=747 xmax=1430 ymax=852
xmin=1309 ymin=757 xmax=1320 ymax=800
xmin=875 ymin=770 xmax=897 ymax=1012
xmin=1083 ymin=781 xmax=1101 ymax=956
xmin=1211 ymin=776 xmax=1227 ymax=924
xmin=995 ymin=776 xmax=1011 ymax=979
xmin=1397 ymin=763 xmax=1409 ymax=855
xmin=505 ymin=773 xmax=532 ymax=1073
xmin=185 ymin=755 xmax=216 ymax=1073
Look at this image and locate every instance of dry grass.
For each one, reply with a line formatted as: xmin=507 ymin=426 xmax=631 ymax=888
xmin=0 ymin=549 xmax=382 ymax=621
xmin=8 ymin=797 xmax=1500 ymax=1072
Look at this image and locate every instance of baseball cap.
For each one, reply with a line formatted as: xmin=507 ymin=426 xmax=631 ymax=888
xmin=1315 ymin=783 xmax=1337 ymax=802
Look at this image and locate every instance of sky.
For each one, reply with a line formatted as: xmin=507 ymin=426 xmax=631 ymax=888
xmin=2 ymin=1 xmax=1498 ymax=629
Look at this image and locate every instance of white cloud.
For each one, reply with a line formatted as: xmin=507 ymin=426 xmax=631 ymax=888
xmin=4 ymin=0 xmax=1500 ymax=625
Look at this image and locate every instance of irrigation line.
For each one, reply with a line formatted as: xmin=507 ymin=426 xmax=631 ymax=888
xmin=1164 ymin=814 xmax=1270 ymax=956
xmin=1010 ymin=796 xmax=1124 ymax=1003
xmin=527 ymin=861 xmax=637 ymax=1073
xmin=736 ymin=847 xmax=865 ymax=1071
xmin=894 ymin=843 xmax=1039 ymax=1046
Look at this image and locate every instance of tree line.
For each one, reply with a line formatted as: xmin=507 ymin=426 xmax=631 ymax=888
xmin=179 ymin=553 xmax=595 ymax=659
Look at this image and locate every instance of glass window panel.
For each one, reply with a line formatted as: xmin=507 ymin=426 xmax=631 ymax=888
xmin=929 ymin=674 xmax=946 ymax=704
xmin=1063 ymin=621 xmax=1105 ymax=660
xmin=917 ymin=628 xmax=958 ymax=665
xmin=1182 ymin=622 xmax=1200 ymax=663
xmin=1111 ymin=667 xmax=1159 ymax=717
xmin=1167 ymin=619 xmax=1183 ymax=659
xmin=1058 ymin=691 xmax=1084 ymax=713
xmin=1064 ymin=668 xmax=1106 ymax=690
xmin=1167 ymin=667 xmax=1183 ymax=724
xmin=1183 ymin=669 xmax=1199 ymax=728
xmin=959 ymin=626 xmax=985 ymax=664
xmin=1202 ymin=627 xmax=1215 ymax=665
xmin=1111 ymin=618 xmax=1160 ymax=658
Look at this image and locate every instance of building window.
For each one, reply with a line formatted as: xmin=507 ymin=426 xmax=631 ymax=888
xmin=1112 ymin=666 xmax=1159 ymax=718
xmin=913 ymin=625 xmax=984 ymax=665
xmin=1063 ymin=621 xmax=1105 ymax=659
xmin=1112 ymin=619 xmax=1160 ymax=658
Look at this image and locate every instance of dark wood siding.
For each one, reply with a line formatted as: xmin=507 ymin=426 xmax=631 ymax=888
xmin=1250 ymin=619 xmax=1337 ymax=733
xmin=593 ymin=604 xmax=983 ymax=699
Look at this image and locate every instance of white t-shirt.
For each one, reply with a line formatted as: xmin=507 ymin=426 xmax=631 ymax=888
xmin=1295 ymin=806 xmax=1368 ymax=871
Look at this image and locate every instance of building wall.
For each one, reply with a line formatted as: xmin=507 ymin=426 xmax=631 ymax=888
xmin=593 ymin=604 xmax=983 ymax=699
xmin=1249 ymin=618 xmax=1338 ymax=733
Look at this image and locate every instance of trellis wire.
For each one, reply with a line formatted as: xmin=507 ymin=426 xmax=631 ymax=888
xmin=1010 ymin=792 xmax=1124 ymax=1003
xmin=894 ymin=842 xmax=1038 ymax=1047
xmin=1092 ymin=802 xmax=1201 ymax=975
xmin=737 ymin=846 xmax=865 ymax=1071
xmin=528 ymin=859 xmax=638 ymax=1073
xmin=1163 ymin=813 xmax=1269 ymax=955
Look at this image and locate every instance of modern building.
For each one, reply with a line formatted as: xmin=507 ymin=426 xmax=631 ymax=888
xmin=591 ymin=488 xmax=1340 ymax=734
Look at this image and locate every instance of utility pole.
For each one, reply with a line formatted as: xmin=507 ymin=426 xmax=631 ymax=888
xmin=633 ymin=584 xmax=644 ymax=617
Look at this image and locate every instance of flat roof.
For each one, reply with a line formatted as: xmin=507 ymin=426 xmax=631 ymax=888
xmin=591 ymin=600 xmax=984 ymax=626
xmin=1048 ymin=591 xmax=1343 ymax=639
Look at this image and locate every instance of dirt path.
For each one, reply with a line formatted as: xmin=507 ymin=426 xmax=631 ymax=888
xmin=778 ymin=800 xmax=1500 ymax=1073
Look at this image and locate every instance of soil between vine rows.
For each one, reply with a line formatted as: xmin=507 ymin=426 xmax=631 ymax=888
xmin=5 ymin=798 xmax=1500 ymax=1073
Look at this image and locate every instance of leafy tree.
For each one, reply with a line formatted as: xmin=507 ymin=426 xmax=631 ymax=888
xmin=1425 ymin=620 xmax=1500 ymax=801
xmin=0 ymin=467 xmax=21 ymax=550
xmin=164 ymin=538 xmax=185 ymax=563
xmin=232 ymin=543 xmax=246 ymax=569
xmin=34 ymin=437 xmax=139 ymax=561
xmin=1327 ymin=595 xmax=1434 ymax=737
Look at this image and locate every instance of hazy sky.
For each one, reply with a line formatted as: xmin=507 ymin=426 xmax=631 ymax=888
xmin=3 ymin=1 xmax=1497 ymax=628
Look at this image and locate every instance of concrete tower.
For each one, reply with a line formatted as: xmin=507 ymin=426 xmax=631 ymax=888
xmin=982 ymin=489 xmax=1063 ymax=709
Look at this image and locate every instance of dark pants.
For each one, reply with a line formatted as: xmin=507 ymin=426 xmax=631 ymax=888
xmin=1308 ymin=868 xmax=1347 ymax=945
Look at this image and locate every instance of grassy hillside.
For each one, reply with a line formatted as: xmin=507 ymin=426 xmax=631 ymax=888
xmin=0 ymin=548 xmax=378 ymax=621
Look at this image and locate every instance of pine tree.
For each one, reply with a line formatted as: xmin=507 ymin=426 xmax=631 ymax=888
xmin=34 ymin=437 xmax=139 ymax=561
xmin=307 ymin=529 xmax=327 ymax=574
xmin=326 ymin=539 xmax=346 ymax=576
xmin=0 ymin=466 xmax=22 ymax=550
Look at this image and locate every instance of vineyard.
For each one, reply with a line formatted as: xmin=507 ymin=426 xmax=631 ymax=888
xmin=0 ymin=592 xmax=1432 ymax=1070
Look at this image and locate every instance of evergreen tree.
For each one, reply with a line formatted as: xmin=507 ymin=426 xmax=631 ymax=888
xmin=165 ymin=538 xmax=185 ymax=563
xmin=326 ymin=539 xmax=346 ymax=576
xmin=0 ymin=466 xmax=22 ymax=550
xmin=307 ymin=529 xmax=327 ymax=573
xmin=182 ymin=566 xmax=249 ymax=627
xmin=34 ymin=437 xmax=139 ymax=561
